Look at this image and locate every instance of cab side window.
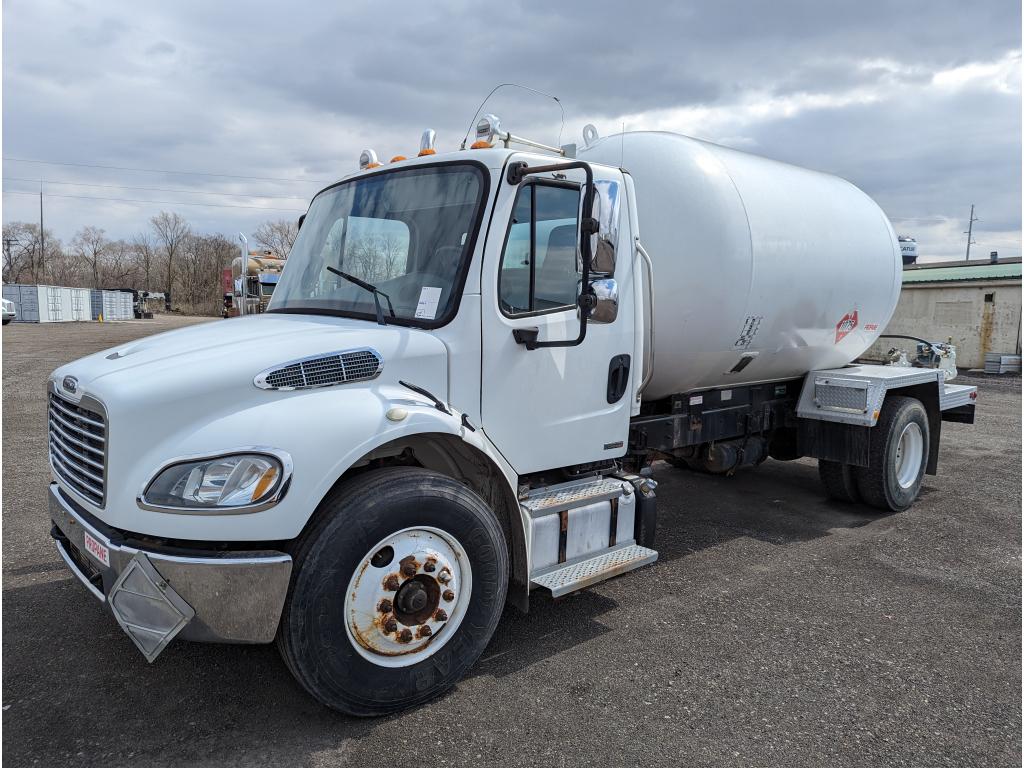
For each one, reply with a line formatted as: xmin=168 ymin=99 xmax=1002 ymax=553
xmin=499 ymin=183 xmax=580 ymax=316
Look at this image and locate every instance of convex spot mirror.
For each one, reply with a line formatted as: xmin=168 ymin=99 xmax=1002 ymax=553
xmin=577 ymin=277 xmax=618 ymax=324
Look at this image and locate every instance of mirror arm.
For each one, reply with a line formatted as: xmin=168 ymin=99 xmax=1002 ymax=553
xmin=508 ymin=160 xmax=596 ymax=349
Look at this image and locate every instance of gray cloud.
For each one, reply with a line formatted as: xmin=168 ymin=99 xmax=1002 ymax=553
xmin=2 ymin=0 xmax=1019 ymax=261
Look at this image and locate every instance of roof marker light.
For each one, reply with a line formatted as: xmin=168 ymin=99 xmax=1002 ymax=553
xmin=359 ymin=149 xmax=381 ymax=169
xmin=390 ymin=155 xmax=407 ymax=163
xmin=418 ymin=129 xmax=437 ymax=156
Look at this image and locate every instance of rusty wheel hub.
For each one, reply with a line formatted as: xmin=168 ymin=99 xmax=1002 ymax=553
xmin=344 ymin=526 xmax=471 ymax=668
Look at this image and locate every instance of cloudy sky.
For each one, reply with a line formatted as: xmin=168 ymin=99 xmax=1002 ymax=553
xmin=3 ymin=0 xmax=1021 ymax=261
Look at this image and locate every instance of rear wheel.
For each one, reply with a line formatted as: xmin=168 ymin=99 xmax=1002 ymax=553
xmin=854 ymin=396 xmax=929 ymax=512
xmin=818 ymin=460 xmax=861 ymax=503
xmin=277 ymin=467 xmax=508 ymax=716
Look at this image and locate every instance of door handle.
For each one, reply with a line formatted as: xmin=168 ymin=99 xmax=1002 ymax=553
xmin=607 ymin=354 xmax=631 ymax=403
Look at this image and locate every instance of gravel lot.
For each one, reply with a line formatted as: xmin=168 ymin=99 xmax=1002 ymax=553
xmin=3 ymin=316 xmax=1020 ymax=767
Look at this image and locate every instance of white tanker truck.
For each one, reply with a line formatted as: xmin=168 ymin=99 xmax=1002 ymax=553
xmin=46 ymin=117 xmax=977 ymax=715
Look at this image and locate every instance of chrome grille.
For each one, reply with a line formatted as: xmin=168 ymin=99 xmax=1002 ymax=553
xmin=255 ymin=348 xmax=383 ymax=390
xmin=48 ymin=392 xmax=106 ymax=506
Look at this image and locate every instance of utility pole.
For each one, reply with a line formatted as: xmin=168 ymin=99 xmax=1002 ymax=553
xmin=963 ymin=204 xmax=978 ymax=261
xmin=39 ymin=181 xmax=45 ymax=281
xmin=3 ymin=235 xmax=20 ymax=273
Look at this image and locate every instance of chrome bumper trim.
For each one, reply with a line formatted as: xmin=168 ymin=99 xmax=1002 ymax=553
xmin=55 ymin=539 xmax=106 ymax=602
xmin=49 ymin=483 xmax=293 ymax=647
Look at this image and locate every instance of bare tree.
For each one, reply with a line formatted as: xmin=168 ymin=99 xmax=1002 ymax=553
xmin=71 ymin=225 xmax=108 ymax=288
xmin=253 ymin=218 xmax=298 ymax=259
xmin=151 ymin=211 xmax=191 ymax=304
xmin=104 ymin=240 xmax=138 ymax=286
xmin=3 ymin=222 xmax=35 ymax=283
xmin=132 ymin=231 xmax=157 ymax=289
xmin=2 ymin=221 xmax=63 ymax=284
xmin=175 ymin=233 xmax=236 ymax=315
xmin=46 ymin=244 xmax=81 ymax=287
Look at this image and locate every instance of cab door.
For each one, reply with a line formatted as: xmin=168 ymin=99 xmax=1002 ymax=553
xmin=480 ymin=158 xmax=635 ymax=475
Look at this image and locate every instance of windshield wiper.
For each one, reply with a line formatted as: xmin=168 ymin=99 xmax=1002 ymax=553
xmin=326 ymin=266 xmax=396 ymax=326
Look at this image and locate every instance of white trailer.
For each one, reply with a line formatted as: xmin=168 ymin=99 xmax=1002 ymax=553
xmin=47 ymin=118 xmax=976 ymax=716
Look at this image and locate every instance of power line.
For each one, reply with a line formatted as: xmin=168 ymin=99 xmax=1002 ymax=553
xmin=3 ymin=157 xmax=331 ymax=184
xmin=3 ymin=176 xmax=309 ymax=201
xmin=2 ymin=188 xmax=305 ymax=212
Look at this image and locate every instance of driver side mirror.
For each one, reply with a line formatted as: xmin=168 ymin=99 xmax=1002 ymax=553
xmin=589 ymin=181 xmax=620 ymax=276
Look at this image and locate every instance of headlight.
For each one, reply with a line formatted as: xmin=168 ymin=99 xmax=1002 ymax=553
xmin=140 ymin=451 xmax=290 ymax=512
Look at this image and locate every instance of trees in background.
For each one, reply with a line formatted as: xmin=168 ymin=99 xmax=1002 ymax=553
xmin=252 ymin=218 xmax=297 ymax=259
xmin=2 ymin=212 xmax=298 ymax=317
xmin=2 ymin=222 xmax=62 ymax=285
xmin=71 ymin=225 xmax=108 ymax=289
xmin=150 ymin=212 xmax=191 ymax=301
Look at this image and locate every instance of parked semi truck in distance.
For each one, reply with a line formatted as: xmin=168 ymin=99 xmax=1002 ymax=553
xmin=225 ymin=248 xmax=286 ymax=317
xmin=47 ymin=116 xmax=977 ymax=716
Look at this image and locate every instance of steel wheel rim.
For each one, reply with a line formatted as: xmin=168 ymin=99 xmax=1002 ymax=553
xmin=894 ymin=422 xmax=924 ymax=489
xmin=344 ymin=526 xmax=472 ymax=668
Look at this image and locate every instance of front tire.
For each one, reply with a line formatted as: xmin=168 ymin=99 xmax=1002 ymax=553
xmin=277 ymin=467 xmax=508 ymax=716
xmin=854 ymin=396 xmax=929 ymax=512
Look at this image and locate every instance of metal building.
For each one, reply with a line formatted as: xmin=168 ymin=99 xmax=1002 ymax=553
xmin=868 ymin=258 xmax=1022 ymax=369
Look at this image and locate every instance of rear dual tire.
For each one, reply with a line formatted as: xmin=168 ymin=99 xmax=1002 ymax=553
xmin=819 ymin=396 xmax=929 ymax=513
xmin=277 ymin=467 xmax=508 ymax=716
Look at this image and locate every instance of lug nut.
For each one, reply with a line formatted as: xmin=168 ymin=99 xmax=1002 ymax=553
xmin=442 ymin=590 xmax=455 ymax=602
xmin=423 ymin=558 xmax=437 ymax=573
xmin=397 ymin=628 xmax=413 ymax=643
xmin=383 ymin=574 xmax=400 ymax=591
xmin=434 ymin=609 xmax=448 ymax=622
xmin=378 ymin=599 xmax=393 ymax=614
xmin=417 ymin=625 xmax=432 ymax=638
xmin=383 ymin=618 xmax=398 ymax=634
xmin=437 ymin=569 xmax=452 ymax=584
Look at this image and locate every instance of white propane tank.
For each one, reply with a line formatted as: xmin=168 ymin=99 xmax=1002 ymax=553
xmin=577 ymin=131 xmax=902 ymax=400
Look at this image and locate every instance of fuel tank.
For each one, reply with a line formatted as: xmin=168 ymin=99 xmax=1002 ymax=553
xmin=578 ymin=131 xmax=901 ymax=399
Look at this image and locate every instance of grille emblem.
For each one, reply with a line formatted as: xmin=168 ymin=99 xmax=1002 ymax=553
xmin=62 ymin=376 xmax=78 ymax=394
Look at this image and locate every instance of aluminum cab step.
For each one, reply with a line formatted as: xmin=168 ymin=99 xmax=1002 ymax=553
xmin=531 ymin=543 xmax=658 ymax=598
xmin=521 ymin=477 xmax=631 ymax=518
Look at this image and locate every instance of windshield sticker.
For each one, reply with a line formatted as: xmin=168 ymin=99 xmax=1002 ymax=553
xmin=415 ymin=287 xmax=442 ymax=320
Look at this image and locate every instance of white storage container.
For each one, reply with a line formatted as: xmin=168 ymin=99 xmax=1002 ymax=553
xmin=3 ymin=284 xmax=41 ymax=322
xmin=69 ymin=288 xmax=91 ymax=321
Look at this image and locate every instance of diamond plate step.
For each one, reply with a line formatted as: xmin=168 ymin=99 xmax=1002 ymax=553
xmin=521 ymin=477 xmax=630 ymax=518
xmin=531 ymin=543 xmax=657 ymax=598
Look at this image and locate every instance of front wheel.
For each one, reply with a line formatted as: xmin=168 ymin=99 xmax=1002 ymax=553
xmin=277 ymin=467 xmax=508 ymax=716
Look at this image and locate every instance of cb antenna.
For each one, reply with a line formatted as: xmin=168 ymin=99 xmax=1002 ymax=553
xmin=460 ymin=83 xmax=565 ymax=149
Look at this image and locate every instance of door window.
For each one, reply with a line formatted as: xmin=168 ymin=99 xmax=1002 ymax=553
xmin=498 ymin=183 xmax=580 ymax=316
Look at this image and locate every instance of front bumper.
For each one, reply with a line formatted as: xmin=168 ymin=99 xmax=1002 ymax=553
xmin=49 ymin=483 xmax=293 ymax=660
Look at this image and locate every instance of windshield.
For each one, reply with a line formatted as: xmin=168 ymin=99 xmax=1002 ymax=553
xmin=268 ymin=163 xmax=487 ymax=326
